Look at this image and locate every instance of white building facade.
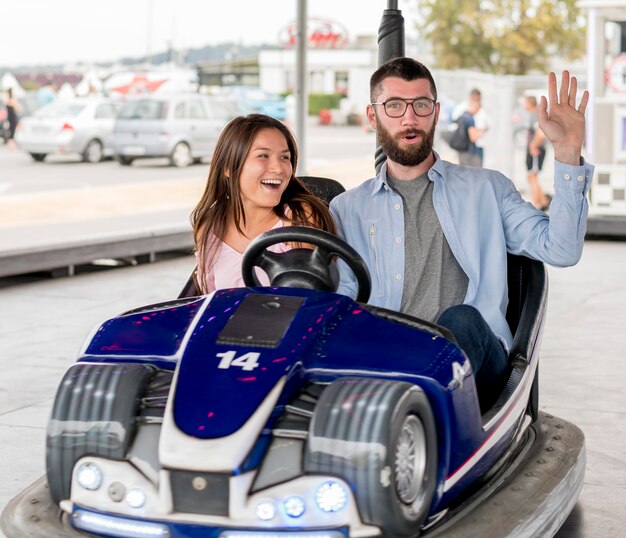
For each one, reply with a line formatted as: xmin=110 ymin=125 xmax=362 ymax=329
xmin=580 ymin=0 xmax=626 ymax=231
xmin=259 ymin=48 xmax=376 ymax=117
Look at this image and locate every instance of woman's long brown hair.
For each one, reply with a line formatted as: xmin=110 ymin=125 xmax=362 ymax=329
xmin=191 ymin=114 xmax=336 ymax=281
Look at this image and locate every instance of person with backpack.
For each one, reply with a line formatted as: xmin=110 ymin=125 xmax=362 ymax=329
xmin=451 ymin=88 xmax=488 ymax=167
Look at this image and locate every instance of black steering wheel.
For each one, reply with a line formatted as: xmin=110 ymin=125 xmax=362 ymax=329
xmin=241 ymin=226 xmax=371 ymax=303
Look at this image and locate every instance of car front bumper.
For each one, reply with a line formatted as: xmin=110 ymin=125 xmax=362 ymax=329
xmin=1 ymin=412 xmax=585 ymax=538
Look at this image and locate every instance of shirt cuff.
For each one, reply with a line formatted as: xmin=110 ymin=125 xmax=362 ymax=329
xmin=554 ymin=158 xmax=594 ymax=195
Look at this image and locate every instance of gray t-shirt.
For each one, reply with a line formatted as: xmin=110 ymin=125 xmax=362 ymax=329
xmin=387 ymin=173 xmax=468 ymax=322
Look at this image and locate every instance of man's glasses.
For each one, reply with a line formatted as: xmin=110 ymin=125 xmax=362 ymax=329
xmin=371 ymin=97 xmax=436 ymax=118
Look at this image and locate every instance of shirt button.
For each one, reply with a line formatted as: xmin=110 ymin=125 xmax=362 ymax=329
xmin=577 ymin=175 xmax=584 ymax=182
xmin=395 ymin=237 xmax=401 ymax=243
xmin=395 ymin=274 xmax=402 ymax=280
xmin=564 ymin=174 xmax=571 ymax=181
xmin=394 ymin=203 xmax=401 ymax=210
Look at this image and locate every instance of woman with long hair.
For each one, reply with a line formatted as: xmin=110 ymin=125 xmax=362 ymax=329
xmin=191 ymin=114 xmax=336 ymax=294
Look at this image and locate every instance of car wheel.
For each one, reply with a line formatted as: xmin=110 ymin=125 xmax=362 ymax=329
xmin=116 ymin=155 xmax=135 ymax=166
xmin=29 ymin=153 xmax=47 ymax=162
xmin=170 ymin=141 xmax=192 ymax=167
xmin=45 ymin=362 xmax=156 ymax=504
xmin=82 ymin=139 xmax=103 ymax=163
xmin=304 ymin=378 xmax=438 ymax=536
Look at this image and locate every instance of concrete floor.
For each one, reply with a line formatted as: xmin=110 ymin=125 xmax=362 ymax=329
xmin=0 ymin=241 xmax=625 ymax=537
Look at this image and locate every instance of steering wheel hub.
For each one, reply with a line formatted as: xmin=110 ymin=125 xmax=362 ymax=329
xmin=241 ymin=226 xmax=371 ymax=302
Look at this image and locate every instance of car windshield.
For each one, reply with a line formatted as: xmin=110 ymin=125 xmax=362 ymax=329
xmin=118 ymin=100 xmax=167 ymax=120
xmin=35 ymin=102 xmax=86 ymax=117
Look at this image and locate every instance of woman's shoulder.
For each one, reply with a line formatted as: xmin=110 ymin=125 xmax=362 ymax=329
xmin=273 ymin=218 xmax=287 ymax=230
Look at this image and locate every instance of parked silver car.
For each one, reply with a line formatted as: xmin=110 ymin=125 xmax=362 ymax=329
xmin=14 ymin=97 xmax=121 ymax=163
xmin=112 ymin=94 xmax=237 ymax=167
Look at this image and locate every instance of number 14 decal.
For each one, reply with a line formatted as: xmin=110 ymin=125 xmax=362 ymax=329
xmin=216 ymin=351 xmax=260 ymax=371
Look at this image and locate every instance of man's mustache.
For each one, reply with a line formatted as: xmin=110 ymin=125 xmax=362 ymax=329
xmin=396 ymin=129 xmax=428 ymax=139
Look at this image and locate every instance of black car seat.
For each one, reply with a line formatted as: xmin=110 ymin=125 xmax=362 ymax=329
xmin=178 ymin=268 xmax=200 ymax=299
xmin=298 ymin=176 xmax=346 ymax=205
xmin=493 ymin=253 xmax=548 ymax=421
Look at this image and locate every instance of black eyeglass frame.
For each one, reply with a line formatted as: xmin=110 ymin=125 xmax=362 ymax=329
xmin=370 ymin=97 xmax=437 ymax=118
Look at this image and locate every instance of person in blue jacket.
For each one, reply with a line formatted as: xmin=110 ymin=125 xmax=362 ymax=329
xmin=330 ymin=57 xmax=592 ymax=411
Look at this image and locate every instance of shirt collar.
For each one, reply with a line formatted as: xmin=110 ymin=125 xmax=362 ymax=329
xmin=369 ymin=151 xmax=445 ymax=197
xmin=370 ymin=161 xmax=389 ymax=196
xmin=430 ymin=151 xmax=446 ymax=180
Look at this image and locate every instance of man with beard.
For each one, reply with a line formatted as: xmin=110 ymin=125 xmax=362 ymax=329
xmin=329 ymin=57 xmax=593 ymax=411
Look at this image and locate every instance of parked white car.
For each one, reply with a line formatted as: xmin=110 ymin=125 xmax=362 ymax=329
xmin=14 ymin=97 xmax=121 ymax=163
xmin=112 ymin=94 xmax=238 ymax=167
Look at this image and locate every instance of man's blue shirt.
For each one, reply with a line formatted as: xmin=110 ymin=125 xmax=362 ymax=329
xmin=329 ymin=152 xmax=594 ymax=350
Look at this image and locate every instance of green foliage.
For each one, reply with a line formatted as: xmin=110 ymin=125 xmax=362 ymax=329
xmin=308 ymin=93 xmax=343 ymax=116
xmin=19 ymin=80 xmax=39 ymax=91
xmin=416 ymin=0 xmax=586 ymax=74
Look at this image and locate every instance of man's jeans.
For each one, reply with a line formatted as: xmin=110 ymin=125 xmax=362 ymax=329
xmin=437 ymin=304 xmax=508 ymax=411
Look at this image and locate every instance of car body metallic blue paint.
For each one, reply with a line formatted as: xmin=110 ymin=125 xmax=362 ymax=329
xmin=73 ymin=286 xmax=523 ymax=516
xmin=84 ymin=296 xmax=205 ymax=360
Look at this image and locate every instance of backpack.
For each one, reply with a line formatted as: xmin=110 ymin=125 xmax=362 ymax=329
xmin=443 ymin=114 xmax=470 ymax=152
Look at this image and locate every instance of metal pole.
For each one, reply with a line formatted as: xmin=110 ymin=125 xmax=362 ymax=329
xmin=375 ymin=0 xmax=405 ymax=173
xmin=295 ymin=0 xmax=308 ymax=175
xmin=146 ymin=0 xmax=154 ymax=65
xmin=585 ymin=7 xmax=597 ymax=161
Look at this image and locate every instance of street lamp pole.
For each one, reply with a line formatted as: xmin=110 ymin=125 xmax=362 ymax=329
xmin=146 ymin=0 xmax=154 ymax=65
xmin=375 ymin=0 xmax=405 ymax=173
xmin=295 ymin=0 xmax=308 ymax=175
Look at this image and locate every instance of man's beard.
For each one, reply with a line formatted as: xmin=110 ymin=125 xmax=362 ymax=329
xmin=377 ymin=119 xmax=435 ymax=167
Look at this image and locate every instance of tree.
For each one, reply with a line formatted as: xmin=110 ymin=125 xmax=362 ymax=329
xmin=416 ymin=0 xmax=586 ymax=75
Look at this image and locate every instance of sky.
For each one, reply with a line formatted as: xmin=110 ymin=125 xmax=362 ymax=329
xmin=2 ymin=0 xmax=419 ymax=68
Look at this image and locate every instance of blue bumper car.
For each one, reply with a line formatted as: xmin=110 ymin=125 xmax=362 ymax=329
xmin=0 ymin=213 xmax=583 ymax=538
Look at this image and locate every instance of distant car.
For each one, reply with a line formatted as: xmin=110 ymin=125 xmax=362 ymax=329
xmin=112 ymin=94 xmax=238 ymax=167
xmin=225 ymin=86 xmax=288 ymax=120
xmin=14 ymin=97 xmax=121 ymax=163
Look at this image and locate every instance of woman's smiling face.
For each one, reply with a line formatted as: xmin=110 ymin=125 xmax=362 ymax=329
xmin=239 ymin=128 xmax=292 ymax=211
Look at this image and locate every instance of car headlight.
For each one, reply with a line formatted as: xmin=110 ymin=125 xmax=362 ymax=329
xmin=125 ymin=488 xmax=147 ymax=509
xmin=283 ymin=496 xmax=305 ymax=518
xmin=72 ymin=510 xmax=169 ymax=538
xmin=76 ymin=462 xmax=102 ymax=491
xmin=315 ymin=481 xmax=347 ymax=513
xmin=256 ymin=500 xmax=276 ymax=521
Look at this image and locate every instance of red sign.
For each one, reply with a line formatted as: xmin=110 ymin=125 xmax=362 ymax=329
xmin=606 ymin=54 xmax=626 ymax=94
xmin=111 ymin=74 xmax=168 ymax=95
xmin=279 ymin=18 xmax=349 ymax=49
